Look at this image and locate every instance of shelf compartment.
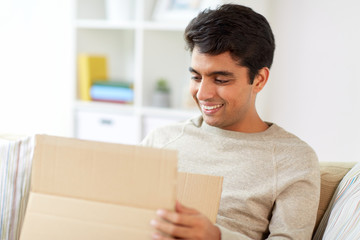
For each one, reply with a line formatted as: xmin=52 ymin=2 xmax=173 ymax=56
xmin=75 ymin=108 xmax=140 ymax=145
xmin=76 ymin=29 xmax=136 ymax=101
xmin=76 ymin=20 xmax=136 ymax=30
xmin=142 ymin=30 xmax=191 ymax=110
xmin=76 ymin=0 xmax=136 ymax=22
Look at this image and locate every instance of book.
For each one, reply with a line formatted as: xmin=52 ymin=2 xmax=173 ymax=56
xmin=92 ymin=80 xmax=133 ymax=88
xmin=78 ymin=55 xmax=108 ymax=101
xmin=90 ymin=81 xmax=134 ymax=103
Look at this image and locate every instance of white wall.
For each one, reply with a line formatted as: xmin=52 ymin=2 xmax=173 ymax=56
xmin=257 ymin=0 xmax=360 ymax=162
xmin=0 ymin=0 xmax=74 ymax=137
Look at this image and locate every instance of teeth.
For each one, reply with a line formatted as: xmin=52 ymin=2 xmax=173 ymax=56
xmin=202 ymin=104 xmax=222 ymax=110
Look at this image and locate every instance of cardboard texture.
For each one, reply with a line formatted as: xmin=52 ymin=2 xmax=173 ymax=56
xmin=177 ymin=172 xmax=223 ymax=223
xmin=20 ymin=135 xmax=223 ymax=239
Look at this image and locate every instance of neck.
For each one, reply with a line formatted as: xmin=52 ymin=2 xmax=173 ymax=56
xmin=231 ymin=119 xmax=269 ymax=133
xmin=222 ymin=109 xmax=268 ymax=133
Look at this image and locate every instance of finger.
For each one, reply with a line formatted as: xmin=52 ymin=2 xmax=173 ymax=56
xmin=176 ymin=201 xmax=199 ymax=214
xmin=150 ymin=218 xmax=192 ymax=239
xmin=151 ymin=232 xmax=173 ymax=240
xmin=156 ymin=209 xmax=197 ymax=226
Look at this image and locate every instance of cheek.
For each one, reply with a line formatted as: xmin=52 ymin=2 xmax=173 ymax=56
xmin=221 ymin=88 xmax=248 ymax=105
xmin=189 ymin=82 xmax=198 ymax=98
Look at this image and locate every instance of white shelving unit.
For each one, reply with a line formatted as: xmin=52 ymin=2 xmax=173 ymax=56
xmin=74 ymin=0 xmax=200 ymax=145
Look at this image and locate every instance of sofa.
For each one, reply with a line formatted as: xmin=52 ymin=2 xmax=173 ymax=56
xmin=0 ymin=136 xmax=358 ymax=239
xmin=313 ymin=161 xmax=357 ymax=237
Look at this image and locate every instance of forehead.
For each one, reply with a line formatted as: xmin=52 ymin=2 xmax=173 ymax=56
xmin=190 ymin=48 xmax=246 ymax=74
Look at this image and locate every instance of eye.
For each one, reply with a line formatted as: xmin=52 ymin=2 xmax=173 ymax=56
xmin=191 ymin=75 xmax=201 ymax=82
xmin=215 ymin=79 xmax=230 ymax=84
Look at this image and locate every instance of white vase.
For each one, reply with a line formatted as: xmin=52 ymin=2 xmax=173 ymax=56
xmin=105 ymin=0 xmax=133 ymax=22
xmin=152 ymin=91 xmax=170 ymax=108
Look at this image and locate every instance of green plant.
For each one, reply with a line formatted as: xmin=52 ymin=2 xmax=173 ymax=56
xmin=155 ymin=78 xmax=170 ymax=93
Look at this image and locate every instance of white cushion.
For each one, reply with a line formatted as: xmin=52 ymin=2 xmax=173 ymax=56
xmin=313 ymin=161 xmax=360 ymax=239
xmin=0 ymin=135 xmax=34 ymax=240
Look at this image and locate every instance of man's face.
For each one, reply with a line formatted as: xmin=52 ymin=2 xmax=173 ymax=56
xmin=189 ymin=48 xmax=258 ymax=132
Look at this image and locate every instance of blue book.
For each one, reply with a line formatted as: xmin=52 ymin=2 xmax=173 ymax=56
xmin=90 ymin=85 xmax=134 ymax=102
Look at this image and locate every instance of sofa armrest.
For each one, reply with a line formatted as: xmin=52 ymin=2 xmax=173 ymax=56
xmin=314 ymin=162 xmax=357 ymax=232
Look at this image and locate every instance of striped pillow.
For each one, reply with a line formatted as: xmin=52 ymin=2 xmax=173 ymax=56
xmin=0 ymin=135 xmax=34 ymax=240
xmin=313 ymin=161 xmax=360 ymax=239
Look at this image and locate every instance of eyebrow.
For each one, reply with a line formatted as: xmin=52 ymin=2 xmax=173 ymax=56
xmin=188 ymin=67 xmax=235 ymax=77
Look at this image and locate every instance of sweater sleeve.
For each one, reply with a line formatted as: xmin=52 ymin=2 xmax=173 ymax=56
xmin=267 ymin=147 xmax=320 ymax=239
xmin=140 ymin=122 xmax=185 ymax=148
xmin=219 ymin=149 xmax=320 ymax=240
xmin=218 ymin=225 xmax=254 ymax=240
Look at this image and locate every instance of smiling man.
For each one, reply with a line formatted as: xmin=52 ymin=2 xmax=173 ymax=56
xmin=141 ymin=4 xmax=320 ymax=240
xmin=188 ymin=49 xmax=269 ymax=133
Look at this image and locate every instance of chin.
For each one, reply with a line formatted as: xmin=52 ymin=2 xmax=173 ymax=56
xmin=203 ymin=115 xmax=220 ymax=127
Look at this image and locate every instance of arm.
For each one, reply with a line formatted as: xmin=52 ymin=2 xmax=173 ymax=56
xmin=151 ymin=202 xmax=256 ymax=240
xmin=150 ymin=155 xmax=320 ymax=240
xmin=267 ymin=150 xmax=321 ymax=239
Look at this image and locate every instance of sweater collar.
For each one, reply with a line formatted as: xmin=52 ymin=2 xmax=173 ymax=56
xmin=191 ymin=115 xmax=278 ymax=140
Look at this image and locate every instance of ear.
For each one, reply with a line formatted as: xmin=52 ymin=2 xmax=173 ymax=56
xmin=253 ymin=67 xmax=269 ymax=93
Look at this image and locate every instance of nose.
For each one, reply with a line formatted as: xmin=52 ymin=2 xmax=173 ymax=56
xmin=196 ymin=79 xmax=215 ymax=101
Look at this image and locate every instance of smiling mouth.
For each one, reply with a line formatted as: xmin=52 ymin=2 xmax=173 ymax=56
xmin=201 ymin=104 xmax=224 ymax=111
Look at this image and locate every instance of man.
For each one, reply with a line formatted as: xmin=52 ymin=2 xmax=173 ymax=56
xmin=142 ymin=4 xmax=320 ymax=240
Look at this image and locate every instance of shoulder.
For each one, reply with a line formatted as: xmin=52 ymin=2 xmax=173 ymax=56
xmin=140 ymin=115 xmax=202 ymax=148
xmin=268 ymin=124 xmax=317 ymax=157
xmin=267 ymin=124 xmax=319 ymax=171
xmin=269 ymin=124 xmax=320 ymax=202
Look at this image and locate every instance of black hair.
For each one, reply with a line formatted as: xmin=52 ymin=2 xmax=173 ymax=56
xmin=184 ymin=4 xmax=275 ymax=84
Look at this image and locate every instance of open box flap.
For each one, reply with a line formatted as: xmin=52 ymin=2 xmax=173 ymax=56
xmin=32 ymin=135 xmax=177 ymax=210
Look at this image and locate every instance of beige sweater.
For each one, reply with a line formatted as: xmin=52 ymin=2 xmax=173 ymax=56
xmin=141 ymin=116 xmax=320 ymax=240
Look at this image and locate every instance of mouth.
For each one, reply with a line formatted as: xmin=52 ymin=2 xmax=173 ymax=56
xmin=200 ymin=103 xmax=224 ymax=114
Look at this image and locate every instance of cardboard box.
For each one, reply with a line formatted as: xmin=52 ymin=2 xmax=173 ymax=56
xmin=20 ymin=135 xmax=223 ymax=239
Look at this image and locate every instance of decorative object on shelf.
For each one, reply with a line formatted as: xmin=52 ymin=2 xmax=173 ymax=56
xmin=105 ymin=0 xmax=134 ymax=23
xmin=152 ymin=78 xmax=171 ymax=108
xmin=78 ymin=54 xmax=108 ymax=101
xmin=152 ymin=0 xmax=219 ymax=22
xmin=90 ymin=80 xmax=134 ymax=104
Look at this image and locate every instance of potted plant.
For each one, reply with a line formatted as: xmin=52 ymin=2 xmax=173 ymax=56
xmin=152 ymin=78 xmax=170 ymax=108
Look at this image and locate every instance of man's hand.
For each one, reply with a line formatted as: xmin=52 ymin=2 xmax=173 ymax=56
xmin=150 ymin=201 xmax=221 ymax=240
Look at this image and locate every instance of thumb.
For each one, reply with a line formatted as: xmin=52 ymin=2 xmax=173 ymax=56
xmin=176 ymin=201 xmax=198 ymax=214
